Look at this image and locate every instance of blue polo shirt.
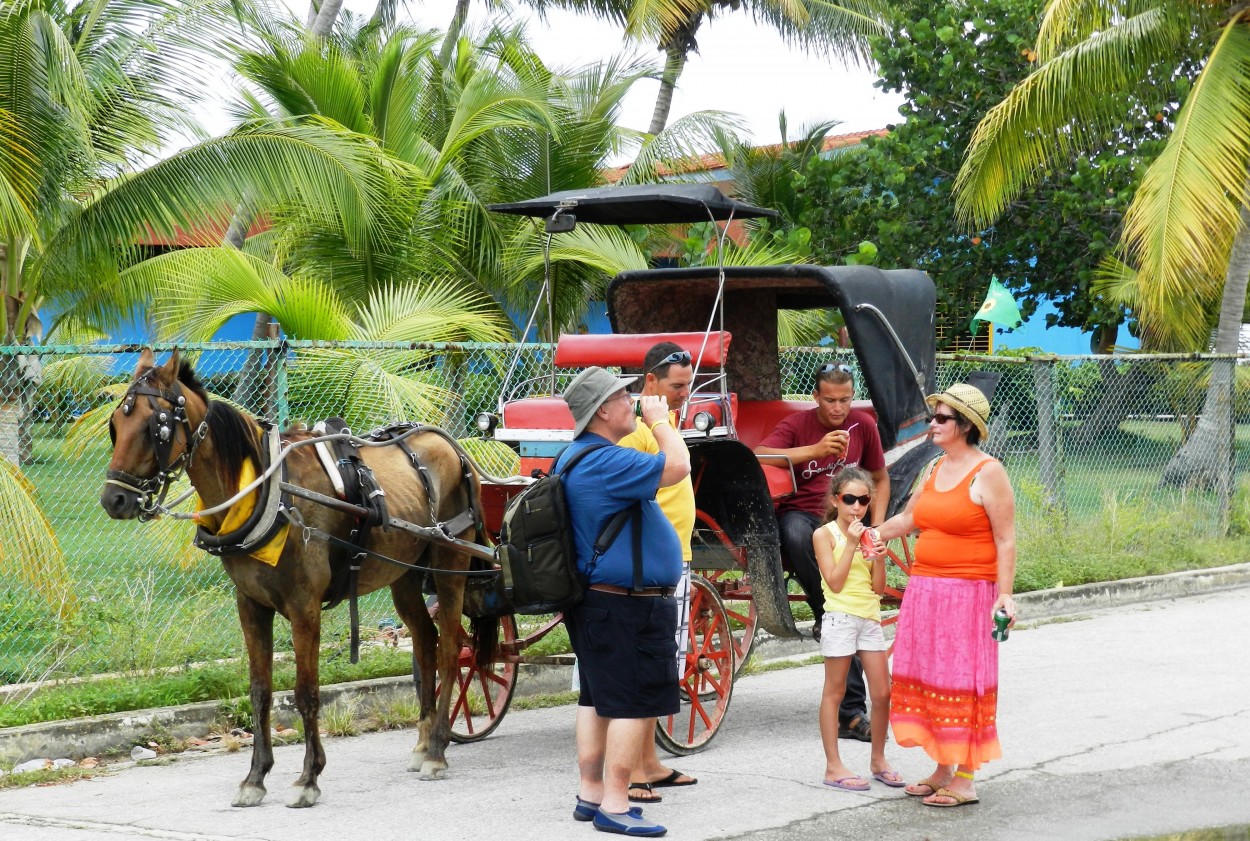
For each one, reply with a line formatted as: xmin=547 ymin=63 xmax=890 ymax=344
xmin=557 ymin=434 xmax=683 ymax=588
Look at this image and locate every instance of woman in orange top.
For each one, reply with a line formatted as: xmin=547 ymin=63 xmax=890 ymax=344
xmin=875 ymin=383 xmax=1017 ymax=808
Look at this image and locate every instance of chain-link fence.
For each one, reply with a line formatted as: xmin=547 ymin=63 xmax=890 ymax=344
xmin=2 ymin=342 xmax=1248 ymax=686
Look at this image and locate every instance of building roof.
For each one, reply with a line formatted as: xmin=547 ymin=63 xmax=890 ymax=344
xmin=601 ymin=128 xmax=887 ymax=184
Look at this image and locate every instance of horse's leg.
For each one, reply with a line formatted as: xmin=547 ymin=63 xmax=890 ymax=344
xmin=233 ymin=594 xmax=275 ymax=808
xmin=395 ymin=570 xmax=441 ymax=776
xmin=423 ymin=547 xmax=468 ymax=780
xmin=286 ymin=607 xmax=327 ymax=808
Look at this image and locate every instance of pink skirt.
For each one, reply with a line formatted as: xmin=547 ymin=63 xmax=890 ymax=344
xmin=889 ymin=574 xmax=1002 ymax=770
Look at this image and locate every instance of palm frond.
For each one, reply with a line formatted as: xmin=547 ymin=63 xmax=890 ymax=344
xmin=1115 ymin=17 xmax=1250 ymax=349
xmin=0 ymin=455 xmax=75 ymax=618
xmin=954 ymin=5 xmax=1200 ymax=228
xmin=351 ymin=282 xmax=514 ymax=343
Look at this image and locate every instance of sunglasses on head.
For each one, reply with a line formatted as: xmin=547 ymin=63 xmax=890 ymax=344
xmin=649 ymin=350 xmax=692 ymax=374
xmin=837 ymin=493 xmax=871 ymax=506
xmin=927 ymin=412 xmax=959 ymax=425
xmin=820 ymin=363 xmax=853 ymax=375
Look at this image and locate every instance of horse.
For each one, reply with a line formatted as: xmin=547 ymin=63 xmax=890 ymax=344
xmin=100 ymin=349 xmax=493 ymax=807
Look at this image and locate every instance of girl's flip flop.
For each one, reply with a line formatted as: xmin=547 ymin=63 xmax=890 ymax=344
xmin=873 ymin=770 xmax=907 ymax=788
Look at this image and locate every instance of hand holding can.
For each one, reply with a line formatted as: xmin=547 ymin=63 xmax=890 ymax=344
xmin=858 ymin=526 xmax=883 ymax=560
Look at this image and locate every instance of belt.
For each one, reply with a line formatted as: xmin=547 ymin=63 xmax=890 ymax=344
xmin=587 ymin=584 xmax=676 ymax=597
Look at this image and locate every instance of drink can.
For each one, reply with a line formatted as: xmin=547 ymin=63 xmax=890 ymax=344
xmin=634 ymin=398 xmax=643 ymax=417
xmin=992 ymin=608 xmax=1011 ymax=642
xmin=858 ymin=527 xmax=882 ymax=560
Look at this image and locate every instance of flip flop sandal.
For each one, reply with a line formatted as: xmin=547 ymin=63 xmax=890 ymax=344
xmin=649 ymin=769 xmax=697 ymax=788
xmin=873 ymin=770 xmax=907 ymax=788
xmin=905 ymin=777 xmax=945 ymax=797
xmin=823 ymin=776 xmax=871 ymax=792
xmin=628 ymin=783 xmax=662 ymax=803
xmin=922 ymin=787 xmax=980 ymax=808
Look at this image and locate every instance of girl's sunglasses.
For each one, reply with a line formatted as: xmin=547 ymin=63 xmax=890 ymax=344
xmin=927 ymin=412 xmax=959 ymax=425
xmin=838 ymin=493 xmax=871 ymax=506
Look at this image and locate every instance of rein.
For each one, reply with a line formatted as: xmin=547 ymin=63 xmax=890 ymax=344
xmin=105 ymin=376 xmax=207 ymax=521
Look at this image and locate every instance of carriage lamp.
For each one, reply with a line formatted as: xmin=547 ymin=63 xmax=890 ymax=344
xmin=692 ymin=411 xmax=715 ymax=433
xmin=475 ymin=412 xmax=499 ymax=435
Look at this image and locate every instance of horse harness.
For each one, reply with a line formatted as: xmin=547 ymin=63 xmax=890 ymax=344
xmin=106 ymin=374 xmax=208 ymax=521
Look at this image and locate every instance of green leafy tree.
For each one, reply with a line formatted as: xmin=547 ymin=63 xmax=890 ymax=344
xmin=797 ymin=0 xmax=1172 ymax=351
xmin=952 ymin=0 xmax=1246 ymax=493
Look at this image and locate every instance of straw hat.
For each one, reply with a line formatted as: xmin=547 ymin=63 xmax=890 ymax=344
xmin=926 ymin=383 xmax=990 ymax=440
xmin=564 ymin=367 xmax=638 ymax=437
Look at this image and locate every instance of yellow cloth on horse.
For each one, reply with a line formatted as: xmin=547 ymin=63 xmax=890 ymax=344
xmin=195 ymin=459 xmax=289 ymax=566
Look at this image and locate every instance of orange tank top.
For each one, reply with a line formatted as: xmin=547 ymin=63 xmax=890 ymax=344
xmin=911 ymin=456 xmax=998 ymax=581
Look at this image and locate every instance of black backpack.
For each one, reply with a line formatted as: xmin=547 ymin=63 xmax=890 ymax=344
xmin=497 ymin=444 xmax=637 ymax=614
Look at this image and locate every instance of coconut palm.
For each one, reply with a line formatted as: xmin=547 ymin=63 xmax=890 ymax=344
xmin=525 ymin=0 xmax=889 ymax=134
xmin=952 ymin=1 xmax=1248 ymax=494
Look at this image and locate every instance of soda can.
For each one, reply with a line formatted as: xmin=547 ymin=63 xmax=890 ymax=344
xmin=992 ymin=608 xmax=1011 ymax=642
xmin=858 ymin=526 xmax=882 ymax=560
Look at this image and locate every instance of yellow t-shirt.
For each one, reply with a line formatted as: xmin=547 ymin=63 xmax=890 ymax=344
xmin=618 ymin=413 xmax=694 ymax=561
xmin=818 ymin=522 xmax=880 ymax=621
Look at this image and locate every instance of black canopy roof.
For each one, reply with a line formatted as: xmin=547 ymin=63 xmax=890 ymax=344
xmin=607 ymin=264 xmax=937 ymax=451
xmin=487 ymin=183 xmax=777 ymax=226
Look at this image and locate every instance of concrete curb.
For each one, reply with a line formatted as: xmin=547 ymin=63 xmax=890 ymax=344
xmin=3 ymin=563 xmax=1247 ymax=767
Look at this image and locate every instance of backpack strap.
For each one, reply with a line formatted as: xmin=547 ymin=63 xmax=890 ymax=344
xmin=557 ymin=443 xmax=645 ymax=587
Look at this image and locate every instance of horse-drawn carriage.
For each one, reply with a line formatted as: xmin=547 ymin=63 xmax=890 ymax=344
xmin=439 ymin=184 xmax=943 ymax=753
xmin=99 ymin=183 xmax=943 ymax=806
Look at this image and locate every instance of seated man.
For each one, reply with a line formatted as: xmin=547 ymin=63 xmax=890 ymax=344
xmin=753 ymin=363 xmax=890 ymax=741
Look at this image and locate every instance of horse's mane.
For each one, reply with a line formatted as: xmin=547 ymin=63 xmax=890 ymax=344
xmin=176 ymin=360 xmax=264 ymax=492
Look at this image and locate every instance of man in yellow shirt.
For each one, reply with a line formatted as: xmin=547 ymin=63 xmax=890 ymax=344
xmin=618 ymin=342 xmax=699 ymax=803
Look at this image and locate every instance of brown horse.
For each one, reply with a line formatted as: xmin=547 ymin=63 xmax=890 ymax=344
xmin=101 ymin=349 xmax=492 ymax=807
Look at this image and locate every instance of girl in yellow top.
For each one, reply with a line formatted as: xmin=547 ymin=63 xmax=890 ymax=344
xmin=812 ymin=466 xmax=904 ymax=792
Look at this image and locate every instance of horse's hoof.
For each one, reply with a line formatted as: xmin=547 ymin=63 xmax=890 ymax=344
xmin=418 ymin=760 xmax=447 ymax=781
xmin=232 ymin=784 xmax=267 ymax=807
xmin=407 ymin=750 xmax=427 ymax=772
xmin=286 ymin=785 xmax=321 ymax=808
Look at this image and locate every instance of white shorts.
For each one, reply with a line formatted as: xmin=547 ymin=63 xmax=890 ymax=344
xmin=820 ymin=611 xmax=888 ymax=658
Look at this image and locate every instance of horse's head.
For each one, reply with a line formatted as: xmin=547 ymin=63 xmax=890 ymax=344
xmin=101 ymin=348 xmax=209 ymax=520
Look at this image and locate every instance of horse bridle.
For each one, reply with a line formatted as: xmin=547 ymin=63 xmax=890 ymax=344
xmin=106 ymin=375 xmax=209 ymax=521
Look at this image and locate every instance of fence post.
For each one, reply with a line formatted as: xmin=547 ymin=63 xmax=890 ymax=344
xmin=1032 ymin=358 xmax=1065 ymax=517
xmin=274 ymin=341 xmax=290 ymax=430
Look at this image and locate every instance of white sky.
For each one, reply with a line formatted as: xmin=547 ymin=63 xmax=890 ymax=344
xmin=197 ymin=0 xmax=904 ymax=159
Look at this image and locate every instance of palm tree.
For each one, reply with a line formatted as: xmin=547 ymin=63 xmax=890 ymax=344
xmin=952 ymin=2 xmax=1249 ymax=495
xmin=526 ymin=0 xmax=888 ymax=134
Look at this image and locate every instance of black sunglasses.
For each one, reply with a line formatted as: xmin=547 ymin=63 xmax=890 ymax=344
xmin=838 ymin=493 xmax=871 ymax=506
xmin=927 ymin=413 xmax=959 ymax=425
xmin=648 ymin=350 xmax=692 ymax=373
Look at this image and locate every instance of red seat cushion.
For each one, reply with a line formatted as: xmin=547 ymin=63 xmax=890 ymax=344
xmin=503 ymin=397 xmax=574 ymax=430
xmin=554 ymin=332 xmax=731 ymax=369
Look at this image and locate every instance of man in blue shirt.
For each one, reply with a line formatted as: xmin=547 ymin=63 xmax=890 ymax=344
xmin=561 ymin=366 xmax=690 ymax=838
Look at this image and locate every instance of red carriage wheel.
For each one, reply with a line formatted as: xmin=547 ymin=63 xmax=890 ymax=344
xmin=655 ymin=574 xmax=735 ymax=756
xmin=699 ymin=568 xmax=757 ymax=674
xmin=428 ymin=606 xmax=519 ymax=744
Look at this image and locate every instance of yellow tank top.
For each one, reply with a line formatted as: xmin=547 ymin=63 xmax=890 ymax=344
xmin=818 ymin=522 xmax=880 ymax=621
xmin=618 ymin=413 xmax=695 ymax=561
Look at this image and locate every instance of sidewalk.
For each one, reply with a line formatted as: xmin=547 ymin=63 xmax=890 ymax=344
xmin=3 ymin=562 xmax=1248 ymax=767
xmin=1 ymin=583 xmax=1248 ymax=840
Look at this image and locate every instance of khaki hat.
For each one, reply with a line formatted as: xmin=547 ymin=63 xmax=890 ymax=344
xmin=926 ymin=383 xmax=990 ymax=440
xmin=564 ymin=366 xmax=638 ymax=437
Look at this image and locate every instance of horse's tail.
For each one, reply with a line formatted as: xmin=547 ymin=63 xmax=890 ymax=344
xmin=470 ymin=613 xmax=499 ymax=669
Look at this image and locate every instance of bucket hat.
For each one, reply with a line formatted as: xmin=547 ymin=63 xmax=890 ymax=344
xmin=564 ymin=367 xmax=638 ymax=437
xmin=926 ymin=383 xmax=990 ymax=440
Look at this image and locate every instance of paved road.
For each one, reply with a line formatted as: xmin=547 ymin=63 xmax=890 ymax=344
xmin=2 ymin=588 xmax=1248 ymax=841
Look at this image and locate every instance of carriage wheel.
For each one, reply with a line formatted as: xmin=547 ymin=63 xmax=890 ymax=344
xmin=428 ymin=607 xmax=520 ymax=744
xmin=655 ymin=575 xmax=735 ymax=756
xmin=699 ymin=569 xmax=757 ymax=674
xmin=880 ymin=534 xmax=914 ymax=656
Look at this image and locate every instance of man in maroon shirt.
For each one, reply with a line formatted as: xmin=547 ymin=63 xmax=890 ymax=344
xmin=754 ymin=363 xmax=890 ymax=739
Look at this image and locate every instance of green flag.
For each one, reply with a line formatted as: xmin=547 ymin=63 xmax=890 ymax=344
xmin=970 ymin=277 xmax=1023 ymax=331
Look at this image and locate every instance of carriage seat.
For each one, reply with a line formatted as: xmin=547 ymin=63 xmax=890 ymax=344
xmin=502 ymin=393 xmax=737 ymax=432
xmin=554 ymin=331 xmax=732 ymax=369
xmin=736 ymin=399 xmax=878 ymax=501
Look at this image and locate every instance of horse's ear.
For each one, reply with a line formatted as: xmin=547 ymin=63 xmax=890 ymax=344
xmin=135 ymin=348 xmax=155 ymax=375
xmin=158 ymin=349 xmax=181 ymax=383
